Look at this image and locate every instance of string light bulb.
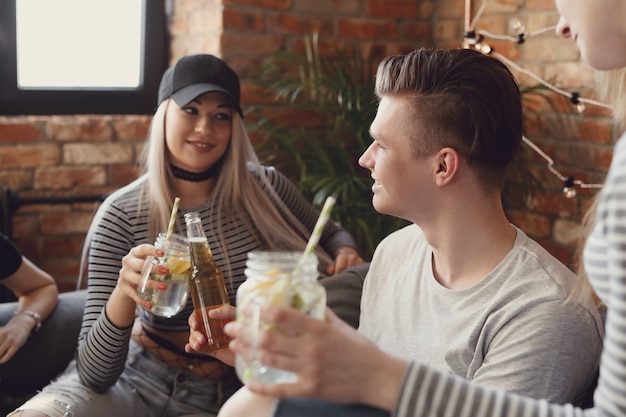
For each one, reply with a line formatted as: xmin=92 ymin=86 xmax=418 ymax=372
xmin=474 ymin=42 xmax=493 ymax=54
xmin=569 ymin=92 xmax=586 ymax=113
xmin=511 ymin=18 xmax=526 ymax=43
xmin=511 ymin=18 xmax=526 ymax=35
xmin=563 ymin=177 xmax=577 ymax=199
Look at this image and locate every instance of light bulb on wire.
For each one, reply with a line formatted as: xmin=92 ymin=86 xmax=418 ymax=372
xmin=511 ymin=18 xmax=526 ymax=44
xmin=570 ymin=92 xmax=586 ymax=113
xmin=563 ymin=177 xmax=577 ymax=198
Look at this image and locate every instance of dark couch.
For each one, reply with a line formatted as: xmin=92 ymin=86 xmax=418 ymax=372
xmin=0 ymin=290 xmax=86 ymax=412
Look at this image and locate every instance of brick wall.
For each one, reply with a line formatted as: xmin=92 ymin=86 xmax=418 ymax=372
xmin=0 ymin=0 xmax=615 ymax=291
xmin=0 ymin=115 xmax=150 ymax=291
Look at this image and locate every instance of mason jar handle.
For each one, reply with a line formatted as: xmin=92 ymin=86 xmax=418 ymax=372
xmin=137 ymin=256 xmax=158 ymax=299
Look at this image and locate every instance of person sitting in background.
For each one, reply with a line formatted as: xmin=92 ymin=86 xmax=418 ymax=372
xmin=206 ymin=47 xmax=605 ymax=417
xmin=9 ymin=53 xmax=364 ymax=417
xmin=0 ymin=232 xmax=58 ymax=364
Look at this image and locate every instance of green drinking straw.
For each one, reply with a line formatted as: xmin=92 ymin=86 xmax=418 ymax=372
xmin=294 ymin=195 xmax=336 ymax=274
xmin=166 ymin=197 xmax=181 ymax=241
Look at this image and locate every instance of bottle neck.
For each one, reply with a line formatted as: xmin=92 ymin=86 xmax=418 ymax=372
xmin=188 ymin=237 xmax=217 ymax=265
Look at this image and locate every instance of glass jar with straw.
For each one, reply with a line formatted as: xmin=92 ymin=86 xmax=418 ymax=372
xmin=137 ymin=197 xmax=192 ymax=318
xmin=234 ymin=196 xmax=336 ymax=384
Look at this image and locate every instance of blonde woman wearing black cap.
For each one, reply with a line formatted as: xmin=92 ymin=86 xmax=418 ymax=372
xmin=9 ymin=54 xmax=364 ymax=417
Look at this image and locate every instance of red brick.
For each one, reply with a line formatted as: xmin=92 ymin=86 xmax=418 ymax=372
xmin=0 ymin=123 xmax=45 ymax=143
xmin=39 ymin=256 xmax=82 ymax=287
xmin=13 ymin=237 xmax=38 ymax=260
xmin=399 ymin=21 xmax=433 ymax=42
xmin=225 ymin=57 xmax=263 ymax=79
xmin=221 ymin=33 xmax=285 ymax=55
xmin=40 ymin=211 xmax=95 ymax=235
xmin=523 ymin=91 xmax=573 ymax=115
xmin=224 ymin=0 xmax=292 ymax=9
xmin=526 ymin=0 xmax=556 ymax=11
xmin=113 ymin=117 xmax=151 ymax=141
xmin=257 ymin=108 xmax=326 ymax=128
xmin=0 ymin=170 xmax=33 ymax=192
xmin=507 ymin=210 xmax=551 ymax=237
xmin=109 ymin=165 xmax=141 ymax=186
xmin=484 ymin=0 xmax=522 ymax=14
xmin=63 ymin=143 xmax=134 ymax=165
xmin=34 ymin=166 xmax=106 ymax=190
xmin=39 ymin=235 xmax=86 ymax=258
xmin=224 ymin=9 xmax=265 ymax=31
xmin=47 ymin=118 xmax=114 ymax=142
xmin=366 ymin=0 xmax=420 ymax=19
xmin=242 ymin=83 xmax=276 ymax=106
xmin=0 ymin=144 xmax=61 ymax=169
xmin=528 ymin=192 xmax=578 ymax=217
xmin=293 ymin=0 xmax=357 ymax=14
xmin=489 ymin=40 xmax=522 ymax=61
xmin=290 ymin=38 xmax=352 ymax=58
xmin=419 ymin=1 xmax=436 ymax=20
xmin=577 ymin=119 xmax=614 ymax=145
xmin=338 ymin=18 xmax=398 ymax=40
xmin=435 ymin=19 xmax=462 ymax=41
xmin=436 ymin=0 xmax=465 ymax=19
xmin=11 ymin=214 xmax=39 ymax=240
xmin=267 ymin=14 xmax=333 ymax=35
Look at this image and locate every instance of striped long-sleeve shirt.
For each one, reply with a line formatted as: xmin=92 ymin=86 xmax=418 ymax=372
xmin=394 ymin=134 xmax=626 ymax=417
xmin=76 ymin=166 xmax=356 ymax=392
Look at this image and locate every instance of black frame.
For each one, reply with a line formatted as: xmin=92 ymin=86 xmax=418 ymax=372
xmin=0 ymin=0 xmax=168 ymax=115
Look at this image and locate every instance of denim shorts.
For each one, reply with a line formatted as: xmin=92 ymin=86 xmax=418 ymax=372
xmin=273 ymin=398 xmax=390 ymax=417
xmin=9 ymin=340 xmax=241 ymax=417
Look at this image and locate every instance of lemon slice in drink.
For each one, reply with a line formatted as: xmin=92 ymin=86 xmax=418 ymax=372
xmin=167 ymin=258 xmax=191 ymax=275
xmin=240 ymin=279 xmax=287 ymax=307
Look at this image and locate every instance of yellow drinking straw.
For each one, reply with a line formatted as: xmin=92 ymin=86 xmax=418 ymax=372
xmin=294 ymin=195 xmax=336 ymax=274
xmin=166 ymin=197 xmax=181 ymax=241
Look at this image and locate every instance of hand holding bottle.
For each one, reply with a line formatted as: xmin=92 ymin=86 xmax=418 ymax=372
xmin=186 ymin=303 xmax=237 ymax=365
xmin=185 ymin=211 xmax=232 ymax=353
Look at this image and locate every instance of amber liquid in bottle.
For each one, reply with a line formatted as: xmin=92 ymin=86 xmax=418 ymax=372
xmin=185 ymin=212 xmax=231 ymax=352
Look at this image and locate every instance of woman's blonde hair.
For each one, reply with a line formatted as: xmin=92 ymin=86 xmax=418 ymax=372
xmin=597 ymin=68 xmax=626 ymax=129
xmin=571 ymin=194 xmax=602 ymax=306
xmin=79 ymin=99 xmax=331 ymax=288
xmin=570 ymin=68 xmax=626 ymax=306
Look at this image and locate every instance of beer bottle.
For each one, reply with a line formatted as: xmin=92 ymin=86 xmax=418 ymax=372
xmin=184 ymin=211 xmax=231 ymax=352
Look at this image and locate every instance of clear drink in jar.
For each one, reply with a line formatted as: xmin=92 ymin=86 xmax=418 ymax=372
xmin=235 ymin=251 xmax=326 ymax=384
xmin=137 ymin=233 xmax=191 ymax=318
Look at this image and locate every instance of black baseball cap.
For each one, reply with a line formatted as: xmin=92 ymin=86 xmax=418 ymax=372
xmin=157 ymin=54 xmax=243 ymax=117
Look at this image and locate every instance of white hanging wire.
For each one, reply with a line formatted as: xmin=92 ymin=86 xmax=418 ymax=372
xmin=493 ymin=51 xmax=614 ymax=111
xmin=467 ymin=0 xmax=488 ymax=32
xmin=521 ymin=136 xmax=603 ymax=189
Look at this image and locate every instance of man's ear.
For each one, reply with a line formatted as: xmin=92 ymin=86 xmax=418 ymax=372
xmin=434 ymin=147 xmax=460 ymax=186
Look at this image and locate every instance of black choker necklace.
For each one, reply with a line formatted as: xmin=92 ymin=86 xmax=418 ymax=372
xmin=170 ymin=163 xmax=220 ymax=182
